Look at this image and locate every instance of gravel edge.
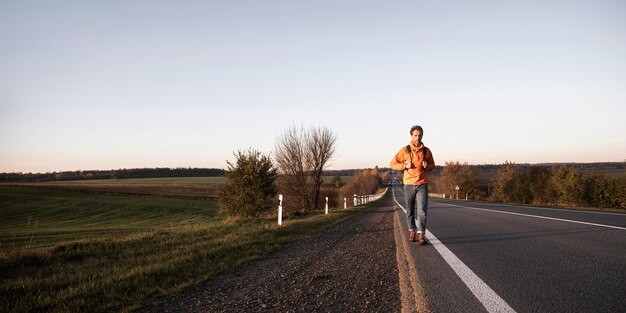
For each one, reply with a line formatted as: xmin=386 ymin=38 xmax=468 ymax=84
xmin=139 ymin=198 xmax=402 ymax=313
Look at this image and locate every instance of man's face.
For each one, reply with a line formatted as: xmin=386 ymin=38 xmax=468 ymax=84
xmin=411 ymin=130 xmax=422 ymax=144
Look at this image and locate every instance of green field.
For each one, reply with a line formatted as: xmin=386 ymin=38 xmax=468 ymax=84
xmin=0 ymin=186 xmax=219 ymax=248
xmin=0 ymin=185 xmax=374 ymax=312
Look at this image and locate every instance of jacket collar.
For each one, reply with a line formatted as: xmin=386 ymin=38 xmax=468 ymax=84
xmin=410 ymin=141 xmax=424 ymax=151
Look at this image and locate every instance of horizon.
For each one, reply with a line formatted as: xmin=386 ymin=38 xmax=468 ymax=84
xmin=2 ymin=1 xmax=625 ymax=173
xmin=3 ymin=160 xmax=625 ymax=175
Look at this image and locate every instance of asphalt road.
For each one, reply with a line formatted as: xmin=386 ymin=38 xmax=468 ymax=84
xmin=392 ymin=182 xmax=626 ymax=313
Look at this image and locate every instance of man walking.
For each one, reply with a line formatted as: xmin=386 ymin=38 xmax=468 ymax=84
xmin=390 ymin=125 xmax=435 ymax=245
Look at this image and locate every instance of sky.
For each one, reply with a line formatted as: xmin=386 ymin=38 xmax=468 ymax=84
xmin=1 ymin=0 xmax=625 ymax=173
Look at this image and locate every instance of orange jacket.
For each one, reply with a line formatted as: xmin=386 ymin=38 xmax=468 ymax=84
xmin=390 ymin=142 xmax=435 ymax=185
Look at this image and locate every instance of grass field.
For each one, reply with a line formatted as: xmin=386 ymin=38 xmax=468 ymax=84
xmin=0 ymin=176 xmax=354 ymax=201
xmin=0 ymin=185 xmax=375 ymax=312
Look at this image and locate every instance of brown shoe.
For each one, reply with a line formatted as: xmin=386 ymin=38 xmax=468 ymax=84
xmin=418 ymin=233 xmax=426 ymax=245
xmin=409 ymin=231 xmax=416 ymax=241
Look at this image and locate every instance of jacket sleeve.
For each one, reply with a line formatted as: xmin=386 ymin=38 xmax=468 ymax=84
xmin=390 ymin=148 xmax=406 ymax=171
xmin=425 ymin=148 xmax=435 ymax=171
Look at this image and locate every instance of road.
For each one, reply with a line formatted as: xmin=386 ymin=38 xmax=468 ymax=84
xmin=392 ymin=182 xmax=626 ymax=313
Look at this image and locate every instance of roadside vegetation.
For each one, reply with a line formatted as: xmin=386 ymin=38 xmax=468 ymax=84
xmin=274 ymin=125 xmax=337 ymax=213
xmin=0 ymin=185 xmax=380 ymax=312
xmin=428 ymin=161 xmax=626 ymax=210
xmin=216 ymin=149 xmax=278 ymax=218
xmin=339 ymin=167 xmax=388 ymax=201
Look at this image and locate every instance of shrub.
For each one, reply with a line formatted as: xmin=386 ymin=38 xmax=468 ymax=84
xmin=549 ymin=167 xmax=583 ymax=206
xmin=527 ymin=166 xmax=552 ymax=204
xmin=442 ymin=161 xmax=480 ymax=199
xmin=582 ymin=174 xmax=621 ymax=209
xmin=339 ymin=169 xmax=383 ymax=206
xmin=492 ymin=161 xmax=517 ymax=202
xmin=216 ymin=149 xmax=278 ymax=218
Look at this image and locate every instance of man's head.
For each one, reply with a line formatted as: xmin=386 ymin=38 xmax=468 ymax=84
xmin=410 ymin=125 xmax=423 ymax=144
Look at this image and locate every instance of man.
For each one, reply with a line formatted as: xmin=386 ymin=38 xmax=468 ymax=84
xmin=390 ymin=125 xmax=435 ymax=245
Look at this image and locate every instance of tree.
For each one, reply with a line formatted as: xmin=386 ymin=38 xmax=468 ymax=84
xmin=493 ymin=161 xmax=517 ymax=202
xmin=549 ymin=167 xmax=583 ymax=206
xmin=380 ymin=171 xmax=390 ymax=185
xmin=442 ymin=161 xmax=479 ymax=199
xmin=583 ymin=174 xmax=620 ymax=209
xmin=527 ymin=166 xmax=552 ymax=204
xmin=216 ymin=149 xmax=278 ymax=218
xmin=306 ymin=126 xmax=338 ymax=210
xmin=274 ymin=126 xmax=337 ymax=212
xmin=274 ymin=127 xmax=312 ymax=212
xmin=330 ymin=175 xmax=343 ymax=188
xmin=339 ymin=169 xmax=384 ymax=205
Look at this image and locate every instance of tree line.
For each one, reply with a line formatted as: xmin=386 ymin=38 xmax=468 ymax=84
xmin=0 ymin=167 xmax=224 ymax=182
xmin=1 ymin=167 xmax=361 ymax=183
xmin=430 ymin=161 xmax=626 ymax=210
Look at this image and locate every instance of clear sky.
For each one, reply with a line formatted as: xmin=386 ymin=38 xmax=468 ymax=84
xmin=1 ymin=0 xmax=625 ymax=173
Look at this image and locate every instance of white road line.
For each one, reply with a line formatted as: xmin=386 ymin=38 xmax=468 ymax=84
xmin=392 ymin=185 xmax=516 ymax=313
xmin=425 ymin=231 xmax=516 ymax=313
xmin=437 ymin=202 xmax=626 ymax=231
xmin=476 ymin=202 xmax=626 ymax=216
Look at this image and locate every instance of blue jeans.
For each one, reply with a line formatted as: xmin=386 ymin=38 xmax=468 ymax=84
xmin=404 ymin=184 xmax=428 ymax=233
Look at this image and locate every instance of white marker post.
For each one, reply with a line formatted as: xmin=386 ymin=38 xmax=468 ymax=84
xmin=354 ymin=194 xmax=358 ymax=206
xmin=344 ymin=197 xmax=347 ymax=209
xmin=325 ymin=197 xmax=329 ymax=214
xmin=278 ymin=194 xmax=283 ymax=225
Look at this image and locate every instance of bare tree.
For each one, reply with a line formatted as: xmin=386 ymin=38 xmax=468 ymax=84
xmin=275 ymin=127 xmax=311 ymax=211
xmin=306 ymin=126 xmax=337 ymax=210
xmin=275 ymin=125 xmax=337 ymax=211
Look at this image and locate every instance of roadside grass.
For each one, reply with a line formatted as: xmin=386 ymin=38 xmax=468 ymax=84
xmin=0 ymin=186 xmax=377 ymax=312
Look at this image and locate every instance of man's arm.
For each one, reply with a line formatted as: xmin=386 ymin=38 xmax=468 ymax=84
xmin=390 ymin=148 xmax=406 ymax=171
xmin=424 ymin=148 xmax=435 ymax=171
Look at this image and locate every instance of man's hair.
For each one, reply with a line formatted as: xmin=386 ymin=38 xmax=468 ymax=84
xmin=410 ymin=125 xmax=423 ymax=136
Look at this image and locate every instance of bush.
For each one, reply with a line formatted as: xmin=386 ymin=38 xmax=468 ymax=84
xmin=527 ymin=166 xmax=552 ymax=204
xmin=582 ymin=174 xmax=621 ymax=209
xmin=492 ymin=161 xmax=517 ymax=202
xmin=549 ymin=167 xmax=583 ymax=206
xmin=320 ymin=186 xmax=339 ymax=208
xmin=441 ymin=161 xmax=480 ymax=199
xmin=216 ymin=149 xmax=278 ymax=218
xmin=339 ymin=168 xmax=383 ymax=206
